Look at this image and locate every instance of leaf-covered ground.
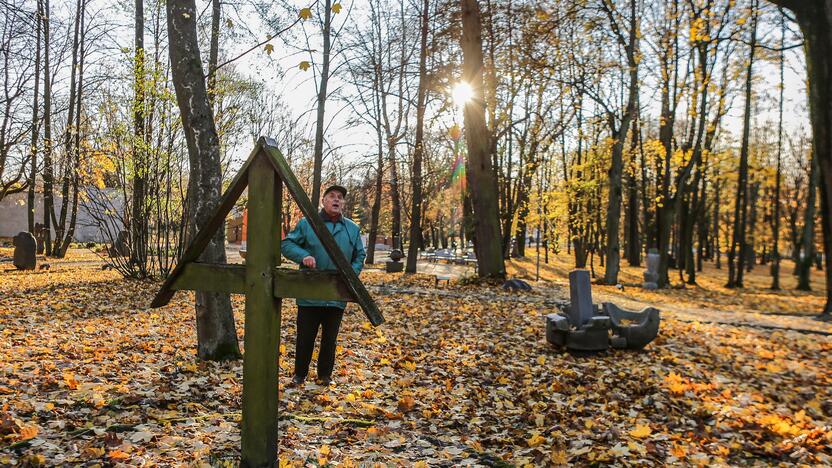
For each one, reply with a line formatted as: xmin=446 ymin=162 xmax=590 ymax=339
xmin=1 ymin=249 xmax=831 ymax=466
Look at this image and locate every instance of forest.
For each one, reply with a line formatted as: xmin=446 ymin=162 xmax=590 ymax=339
xmin=3 ymin=0 xmax=830 ymax=305
xmin=1 ymin=0 xmax=832 ymax=465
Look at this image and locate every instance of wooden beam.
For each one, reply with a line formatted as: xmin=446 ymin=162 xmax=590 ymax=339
xmin=169 ymin=263 xmax=355 ymax=302
xmin=151 ymin=140 xmax=264 ymax=308
xmin=273 ymin=268 xmax=354 ymax=301
xmin=260 ymin=138 xmax=385 ymax=326
xmin=171 ymin=263 xmax=245 ymax=294
xmin=240 ymin=153 xmax=281 ymax=466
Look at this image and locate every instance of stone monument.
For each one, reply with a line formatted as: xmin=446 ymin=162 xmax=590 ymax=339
xmin=13 ymin=232 xmax=36 ymax=270
xmin=385 ymin=249 xmax=404 ymax=273
xmin=545 ymin=269 xmax=661 ymax=351
xmin=643 ymin=248 xmax=660 ymax=290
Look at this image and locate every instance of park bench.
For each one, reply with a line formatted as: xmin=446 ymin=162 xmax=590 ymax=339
xmin=434 ymin=274 xmax=452 ymax=287
xmin=151 ymin=137 xmax=383 ymax=467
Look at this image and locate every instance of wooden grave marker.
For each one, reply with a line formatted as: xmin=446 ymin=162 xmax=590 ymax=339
xmin=151 ymin=137 xmax=383 ymax=467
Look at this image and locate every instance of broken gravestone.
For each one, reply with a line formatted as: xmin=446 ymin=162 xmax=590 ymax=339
xmin=643 ymin=248 xmax=660 ymax=290
xmin=545 ymin=269 xmax=660 ymax=351
xmin=13 ymin=232 xmax=36 ymax=270
xmin=602 ymin=302 xmax=660 ymax=350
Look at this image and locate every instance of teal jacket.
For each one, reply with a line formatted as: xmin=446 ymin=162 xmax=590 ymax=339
xmin=281 ymin=210 xmax=366 ymax=309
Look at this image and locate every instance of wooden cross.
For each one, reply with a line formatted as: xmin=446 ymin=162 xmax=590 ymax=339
xmin=150 ymin=137 xmax=383 ymax=467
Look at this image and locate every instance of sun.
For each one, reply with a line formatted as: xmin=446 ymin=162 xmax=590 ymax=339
xmin=452 ymin=82 xmax=474 ymax=106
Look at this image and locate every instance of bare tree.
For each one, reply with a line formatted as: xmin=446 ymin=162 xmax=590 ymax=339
xmin=167 ymin=0 xmax=241 ymax=361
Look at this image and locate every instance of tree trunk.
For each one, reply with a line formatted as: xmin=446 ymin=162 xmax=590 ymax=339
xmin=207 ymin=0 xmax=220 ymax=105
xmin=58 ymin=0 xmax=85 ymax=258
xmin=602 ymin=0 xmax=638 ymax=285
xmin=167 ymin=0 xmax=241 ymax=361
xmin=406 ymin=0 xmax=429 ymax=273
xmin=776 ymin=0 xmax=832 ymax=315
xmin=366 ymin=129 xmax=383 ymax=265
xmin=27 ymin=0 xmax=42 ymax=233
xmin=130 ymin=0 xmax=147 ymax=274
xmin=746 ymin=182 xmax=760 ymax=272
xmin=388 ymin=143 xmax=401 ymax=250
xmin=460 ymin=0 xmax=504 ymax=279
xmin=771 ymin=9 xmax=785 ymax=289
xmin=797 ymin=153 xmax=818 ymax=290
xmin=727 ymin=1 xmax=758 ymax=288
xmin=311 ymin=0 xmax=332 ymax=209
xmin=42 ymin=0 xmax=53 ymax=256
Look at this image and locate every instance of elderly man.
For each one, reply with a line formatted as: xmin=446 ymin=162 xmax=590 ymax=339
xmin=281 ymin=184 xmax=366 ymax=386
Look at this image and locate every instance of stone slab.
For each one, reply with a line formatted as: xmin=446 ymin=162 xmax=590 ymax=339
xmin=568 ymin=269 xmax=594 ymax=327
xmin=13 ymin=231 xmax=36 ymax=270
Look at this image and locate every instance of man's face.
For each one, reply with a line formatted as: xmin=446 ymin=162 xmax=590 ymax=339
xmin=322 ymin=190 xmax=345 ymax=217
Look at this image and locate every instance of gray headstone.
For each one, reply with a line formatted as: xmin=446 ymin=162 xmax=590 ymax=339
xmin=13 ymin=232 xmax=36 ymax=270
xmin=643 ymin=248 xmax=660 ymax=289
xmin=568 ymin=269 xmax=594 ymax=326
xmin=385 ymin=260 xmax=403 ymax=273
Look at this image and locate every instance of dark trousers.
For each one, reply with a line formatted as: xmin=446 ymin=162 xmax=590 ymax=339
xmin=294 ymin=306 xmax=344 ymax=380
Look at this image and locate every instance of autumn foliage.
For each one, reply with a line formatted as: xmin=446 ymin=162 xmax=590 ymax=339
xmin=0 ymin=250 xmax=830 ymax=465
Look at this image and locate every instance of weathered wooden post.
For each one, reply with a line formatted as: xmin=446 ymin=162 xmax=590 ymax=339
xmin=151 ymin=137 xmax=383 ymax=467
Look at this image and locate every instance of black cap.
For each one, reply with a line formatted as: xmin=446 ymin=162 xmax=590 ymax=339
xmin=323 ymin=184 xmax=347 ymax=198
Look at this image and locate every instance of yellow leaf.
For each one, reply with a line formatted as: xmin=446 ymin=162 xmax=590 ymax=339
xmin=527 ymin=433 xmax=546 ymax=447
xmin=299 ymin=8 xmax=312 ymax=20
xmin=551 ymin=449 xmax=568 ymax=465
xmin=670 ymin=443 xmax=687 ymax=459
xmin=264 ymin=44 xmax=274 ymax=55
xmin=299 ymin=61 xmax=311 ymax=71
xmin=83 ymin=446 xmax=105 ymax=458
xmin=537 ymin=355 xmax=546 ymax=365
xmin=629 ymin=424 xmax=652 ymax=438
xmin=319 ymin=445 xmax=331 ymax=456
xmin=332 ymin=3 xmax=342 ymax=14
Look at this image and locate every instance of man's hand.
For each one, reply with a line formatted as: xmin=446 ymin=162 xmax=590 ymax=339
xmin=302 ymin=256 xmax=316 ymax=268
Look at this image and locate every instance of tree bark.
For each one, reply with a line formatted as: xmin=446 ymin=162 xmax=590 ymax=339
xmin=797 ymin=153 xmax=818 ymax=290
xmin=130 ymin=0 xmax=147 ymax=274
xmin=207 ymin=0 xmax=220 ymax=105
xmin=602 ymin=0 xmax=639 ymax=285
xmin=58 ymin=0 xmax=85 ymax=258
xmin=42 ymin=0 xmax=53 ymax=256
xmin=727 ymin=1 xmax=758 ymax=288
xmin=771 ymin=10 xmax=785 ymax=289
xmin=768 ymin=0 xmax=832 ymax=316
xmin=460 ymin=0 xmax=504 ymax=279
xmin=27 ymin=0 xmax=42 ymax=232
xmin=405 ymin=0 xmax=430 ymax=273
xmin=167 ymin=0 xmax=241 ymax=361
